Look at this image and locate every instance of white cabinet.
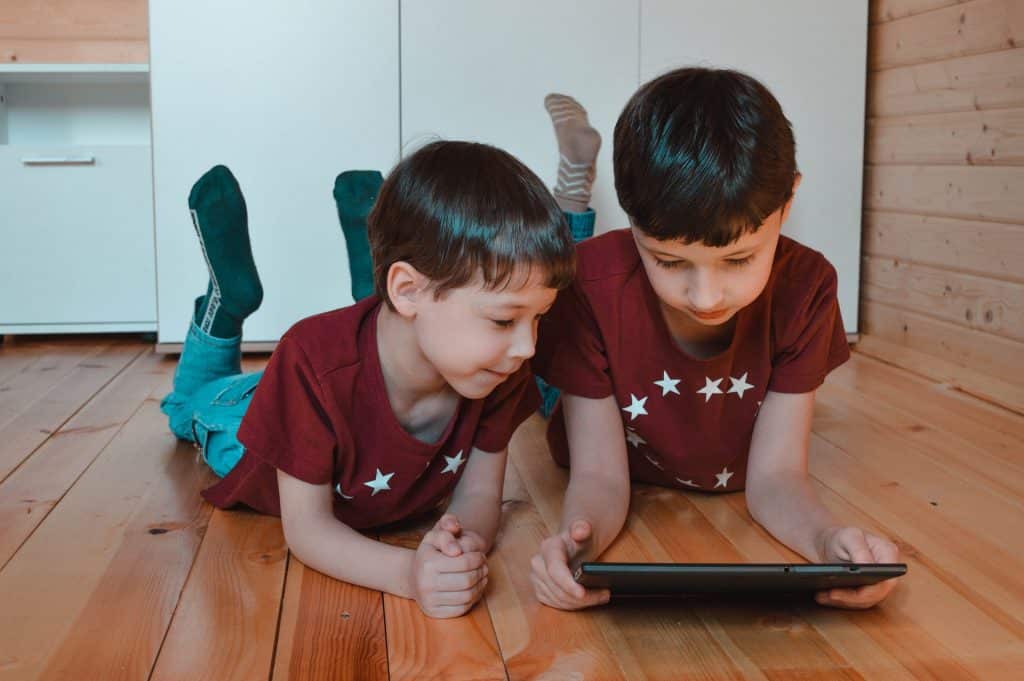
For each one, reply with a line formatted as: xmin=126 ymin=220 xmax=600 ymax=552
xmin=149 ymin=0 xmax=400 ymax=345
xmin=0 ymin=66 xmax=156 ymax=334
xmin=400 ymin=0 xmax=638 ymax=234
xmin=148 ymin=1 xmax=867 ymax=344
xmin=641 ymin=0 xmax=869 ymax=332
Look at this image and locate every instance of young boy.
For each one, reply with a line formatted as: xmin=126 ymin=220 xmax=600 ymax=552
xmin=160 ymin=141 xmax=575 ymax=618
xmin=530 ymin=68 xmax=901 ymax=611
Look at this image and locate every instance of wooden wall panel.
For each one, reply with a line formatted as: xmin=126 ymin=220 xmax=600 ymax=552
xmin=863 ymin=0 xmax=1024 ymax=400
xmin=0 ymin=0 xmax=147 ymax=63
xmin=863 ymin=211 xmax=1024 ymax=282
xmin=869 ymin=0 xmax=1024 ymax=70
xmin=870 ymin=48 xmax=1024 ymax=117
xmin=870 ymin=0 xmax=967 ymax=25
xmin=867 ymin=108 xmax=1024 ymax=165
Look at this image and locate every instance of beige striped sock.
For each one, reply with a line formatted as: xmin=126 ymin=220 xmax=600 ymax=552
xmin=545 ymin=93 xmax=601 ymax=214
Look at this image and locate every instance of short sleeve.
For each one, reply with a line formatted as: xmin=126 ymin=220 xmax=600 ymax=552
xmin=768 ymin=264 xmax=851 ymax=394
xmin=532 ymin=282 xmax=614 ymax=399
xmin=473 ymin=364 xmax=541 ymax=453
xmin=236 ymin=335 xmax=340 ymax=484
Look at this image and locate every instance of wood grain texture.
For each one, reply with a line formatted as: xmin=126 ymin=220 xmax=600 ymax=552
xmin=869 ymin=47 xmax=1024 ymax=117
xmin=860 ymin=300 xmax=1024 ymax=385
xmin=271 ymin=556 xmax=389 ymax=681
xmin=861 ymin=254 xmax=1024 ymax=341
xmin=379 ymin=518 xmax=507 ymax=681
xmin=862 ymin=211 xmax=1024 ymax=283
xmin=0 ymin=347 xmax=163 ymax=567
xmin=0 ymin=0 xmax=148 ymax=63
xmin=863 ymin=164 xmax=1024 ymax=223
xmin=150 ymin=510 xmax=288 ymax=681
xmin=867 ymin=107 xmax=1024 ymax=165
xmin=1 ymin=337 xmax=1022 ymax=679
xmin=871 ymin=0 xmax=969 ymax=24
xmin=0 ymin=391 xmax=216 ymax=680
xmin=869 ymin=0 xmax=1024 ymax=71
xmin=854 ymin=334 xmax=1024 ymax=413
xmin=0 ymin=341 xmax=142 ymax=484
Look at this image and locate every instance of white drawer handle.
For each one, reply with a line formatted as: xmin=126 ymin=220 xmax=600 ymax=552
xmin=21 ymin=156 xmax=96 ymax=166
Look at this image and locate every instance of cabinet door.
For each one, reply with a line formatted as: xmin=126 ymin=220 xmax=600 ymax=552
xmin=641 ymin=0 xmax=868 ymax=332
xmin=0 ymin=145 xmax=156 ymax=329
xmin=150 ymin=1 xmax=400 ymax=344
xmin=400 ymin=0 xmax=639 ymax=234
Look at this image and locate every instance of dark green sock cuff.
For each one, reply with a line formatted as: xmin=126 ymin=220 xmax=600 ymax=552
xmin=563 ymin=208 xmax=596 ymax=243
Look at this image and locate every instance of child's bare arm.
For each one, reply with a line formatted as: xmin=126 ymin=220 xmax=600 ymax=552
xmin=531 ymin=393 xmax=631 ymax=610
xmin=746 ymin=390 xmax=900 ymax=608
xmin=444 ymin=446 xmax=508 ymax=554
xmin=277 ymin=470 xmax=488 ymax=618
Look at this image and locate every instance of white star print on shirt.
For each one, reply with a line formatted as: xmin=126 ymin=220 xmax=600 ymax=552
xmin=714 ymin=467 xmax=734 ymax=489
xmin=727 ymin=372 xmax=754 ymax=399
xmin=622 ymin=394 xmax=648 ymax=420
xmin=697 ymin=377 xmax=724 ymax=403
xmin=644 ymin=454 xmax=664 ymax=470
xmin=364 ymin=468 xmax=394 ymax=496
xmin=675 ymin=477 xmax=700 ymax=488
xmin=625 ymin=428 xmax=646 ymax=448
xmin=441 ymin=450 xmax=466 ymax=475
xmin=653 ymin=370 xmax=681 ymax=396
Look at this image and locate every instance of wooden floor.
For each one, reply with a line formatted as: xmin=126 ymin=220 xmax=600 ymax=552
xmin=0 ymin=335 xmax=1022 ymax=680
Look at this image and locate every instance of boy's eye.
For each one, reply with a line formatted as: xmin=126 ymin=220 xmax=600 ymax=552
xmin=491 ymin=319 xmax=515 ymax=329
xmin=725 ymin=256 xmax=753 ymax=267
xmin=655 ymin=258 xmax=685 ymax=269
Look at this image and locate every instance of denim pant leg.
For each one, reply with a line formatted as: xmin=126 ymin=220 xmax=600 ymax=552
xmin=537 ymin=208 xmax=597 ymax=417
xmin=185 ymin=370 xmax=262 ymax=478
xmin=160 ymin=320 xmax=260 ymax=478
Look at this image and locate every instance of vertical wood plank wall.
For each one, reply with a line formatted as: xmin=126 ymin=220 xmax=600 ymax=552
xmin=0 ymin=0 xmax=148 ymax=63
xmin=862 ymin=0 xmax=1024 ymax=394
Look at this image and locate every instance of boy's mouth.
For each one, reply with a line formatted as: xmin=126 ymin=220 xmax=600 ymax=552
xmin=688 ymin=307 xmax=729 ymax=321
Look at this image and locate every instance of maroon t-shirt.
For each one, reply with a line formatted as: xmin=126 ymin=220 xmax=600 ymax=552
xmin=202 ymin=296 xmax=539 ymax=529
xmin=533 ymin=229 xmax=850 ymax=493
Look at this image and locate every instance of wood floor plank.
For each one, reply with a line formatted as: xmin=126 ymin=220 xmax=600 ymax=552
xmin=0 ymin=342 xmax=106 ymax=425
xmin=0 ymin=342 xmax=143 ymax=484
xmin=378 ymin=518 xmax=507 ymax=681
xmin=150 ymin=510 xmax=288 ymax=681
xmin=487 ymin=455 xmax=644 ymax=681
xmin=807 ymin=433 xmax=1024 ymax=640
xmin=0 ymin=349 xmax=170 ymax=568
xmin=0 ymin=392 xmax=217 ymax=680
xmin=814 ymin=381 xmax=1024 ymax=538
xmin=271 ymin=555 xmax=388 ymax=681
xmin=504 ymin=417 xmax=783 ymax=681
xmin=833 ymin=354 xmax=1024 ymax=466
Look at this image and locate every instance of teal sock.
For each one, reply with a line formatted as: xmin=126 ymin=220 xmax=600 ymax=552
xmin=189 ymin=165 xmax=263 ymax=339
xmin=333 ymin=170 xmax=383 ymax=302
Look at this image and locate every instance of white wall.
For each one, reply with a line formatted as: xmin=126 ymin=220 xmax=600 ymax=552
xmin=150 ymin=1 xmax=400 ymax=344
xmin=642 ymin=0 xmax=868 ymax=331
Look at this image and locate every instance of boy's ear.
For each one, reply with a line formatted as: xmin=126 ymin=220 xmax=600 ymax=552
xmin=780 ymin=173 xmax=802 ymax=224
xmin=386 ymin=261 xmax=429 ymax=318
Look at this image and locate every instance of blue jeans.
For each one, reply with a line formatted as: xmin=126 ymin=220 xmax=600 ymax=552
xmin=160 ymin=319 xmax=260 ymax=478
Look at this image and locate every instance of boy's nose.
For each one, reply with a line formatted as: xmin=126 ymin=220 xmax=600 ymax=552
xmin=686 ymin=271 xmax=724 ymax=310
xmin=508 ymin=323 xmax=537 ymax=360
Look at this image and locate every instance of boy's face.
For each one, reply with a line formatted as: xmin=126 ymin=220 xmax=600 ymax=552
xmin=631 ymin=207 xmax=786 ymax=328
xmin=412 ymin=268 xmax=558 ymax=400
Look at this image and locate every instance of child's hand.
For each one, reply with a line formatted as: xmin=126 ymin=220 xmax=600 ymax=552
xmin=530 ymin=519 xmax=611 ymax=610
xmin=410 ymin=513 xmax=489 ymax=618
xmin=816 ymin=526 xmax=901 ymax=609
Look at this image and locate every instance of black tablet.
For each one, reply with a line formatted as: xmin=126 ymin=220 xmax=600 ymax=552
xmin=574 ymin=562 xmax=907 ymax=595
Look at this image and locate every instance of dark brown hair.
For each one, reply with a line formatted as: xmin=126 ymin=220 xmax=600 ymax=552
xmin=368 ymin=141 xmax=575 ymax=308
xmin=613 ymin=67 xmax=798 ymax=246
